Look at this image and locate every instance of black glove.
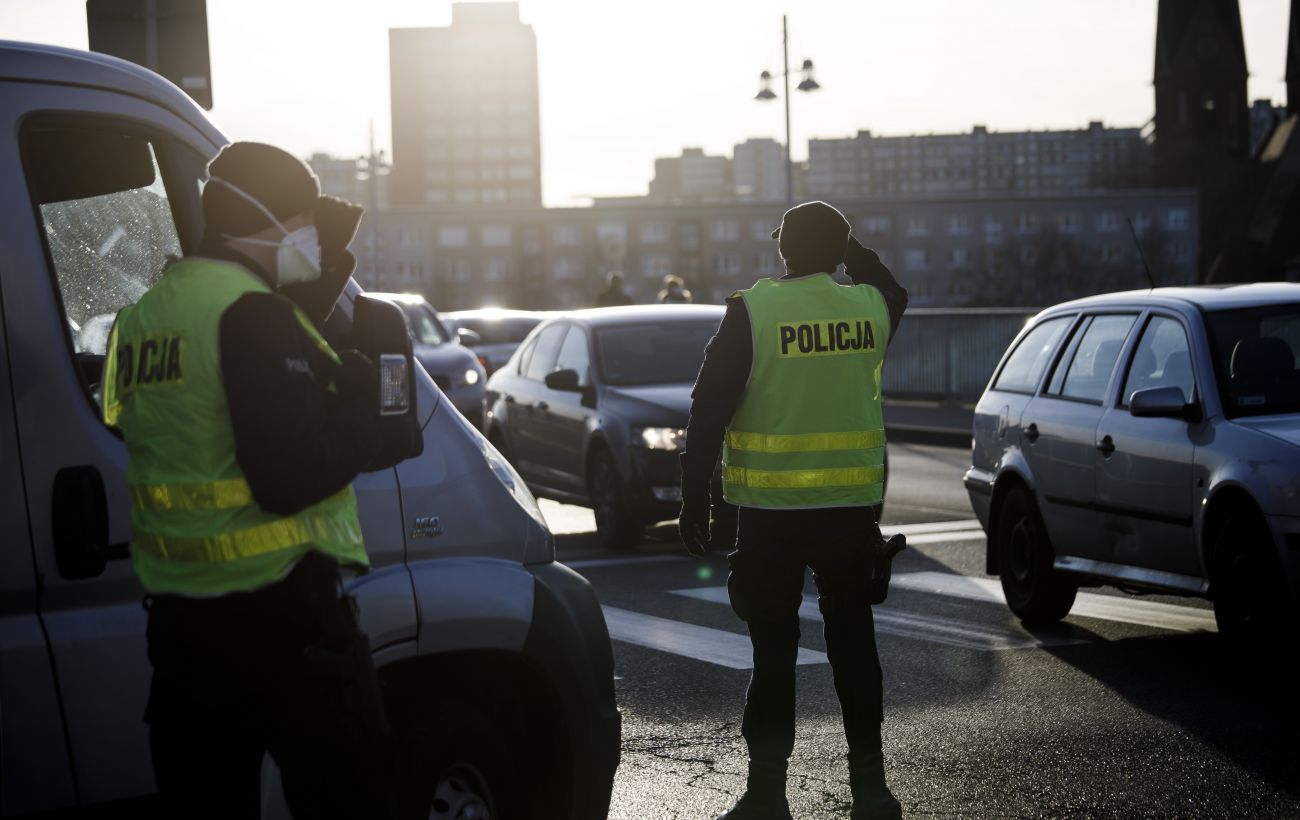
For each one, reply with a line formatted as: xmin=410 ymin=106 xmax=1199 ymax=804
xmin=866 ymin=533 xmax=907 ymax=605
xmin=678 ymin=454 xmax=711 ymax=557
xmin=844 ymin=236 xmax=890 ymax=281
xmin=326 ymin=349 xmax=383 ymax=469
xmin=315 ymin=195 xmax=365 ymax=255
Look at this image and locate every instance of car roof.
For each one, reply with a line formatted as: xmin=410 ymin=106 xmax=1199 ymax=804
xmin=1046 ymin=283 xmax=1300 ymax=315
xmin=369 ymin=292 xmax=431 ymax=308
xmin=0 ymin=40 xmax=223 ymax=146
xmin=442 ymin=308 xmax=555 ymax=321
xmin=563 ymin=304 xmax=725 ymax=328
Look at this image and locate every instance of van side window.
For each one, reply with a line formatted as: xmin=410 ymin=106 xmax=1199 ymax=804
xmin=23 ymin=127 xmax=182 ymax=359
xmin=992 ymin=317 xmax=1071 ymax=394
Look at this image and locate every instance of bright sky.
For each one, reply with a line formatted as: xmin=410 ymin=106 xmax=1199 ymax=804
xmin=2 ymin=0 xmax=1291 ymax=206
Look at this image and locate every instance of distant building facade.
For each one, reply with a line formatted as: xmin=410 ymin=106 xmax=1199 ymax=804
xmin=388 ymin=2 xmax=542 ymax=207
xmin=307 ymin=152 xmax=390 ymax=208
xmin=1249 ymin=99 xmax=1289 ymax=154
xmin=807 ymin=122 xmax=1152 ymax=199
xmin=358 ymin=188 xmax=1198 ymax=311
xmin=647 ymin=147 xmax=732 ymax=201
xmin=733 ymin=137 xmax=787 ymax=202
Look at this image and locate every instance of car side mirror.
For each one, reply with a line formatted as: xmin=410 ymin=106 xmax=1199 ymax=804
xmin=1129 ymin=386 xmax=1200 ymax=422
xmin=544 ymin=368 xmax=581 ymax=392
xmin=456 ymin=327 xmax=482 ymax=347
xmin=351 ymin=295 xmax=424 ymax=469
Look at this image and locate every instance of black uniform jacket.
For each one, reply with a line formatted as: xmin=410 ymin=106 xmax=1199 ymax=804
xmin=681 ymin=248 xmax=908 ymax=498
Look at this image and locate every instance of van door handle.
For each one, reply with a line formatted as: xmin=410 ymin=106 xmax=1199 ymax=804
xmin=1024 ymin=423 xmax=1040 ymax=443
xmin=1097 ymin=435 xmax=1115 ymax=455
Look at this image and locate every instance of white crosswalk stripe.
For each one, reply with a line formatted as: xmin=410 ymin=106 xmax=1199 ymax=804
xmin=600 ymin=606 xmax=827 ymax=669
xmin=669 ymin=586 xmax=1086 ymax=651
xmin=890 ymin=572 xmax=1218 ymax=633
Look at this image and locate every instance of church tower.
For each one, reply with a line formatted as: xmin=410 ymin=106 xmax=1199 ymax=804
xmin=1153 ymin=0 xmax=1249 ymax=185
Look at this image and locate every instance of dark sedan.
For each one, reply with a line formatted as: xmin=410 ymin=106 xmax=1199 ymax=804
xmin=483 ymin=305 xmax=726 ymax=548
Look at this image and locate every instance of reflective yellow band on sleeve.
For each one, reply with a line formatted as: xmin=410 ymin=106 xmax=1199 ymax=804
xmin=724 ymin=464 xmax=886 ymax=489
xmin=726 ymin=430 xmax=885 ymax=453
xmin=133 ymin=515 xmax=364 ymax=563
xmin=130 ymin=477 xmax=254 ymax=511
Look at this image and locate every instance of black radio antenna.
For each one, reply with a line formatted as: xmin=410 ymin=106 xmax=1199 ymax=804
xmin=1127 ymin=217 xmax=1158 ymax=292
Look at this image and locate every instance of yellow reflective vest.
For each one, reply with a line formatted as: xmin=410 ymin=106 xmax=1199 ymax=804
xmin=721 ymin=274 xmax=890 ymax=509
xmin=103 ymin=258 xmax=368 ymax=596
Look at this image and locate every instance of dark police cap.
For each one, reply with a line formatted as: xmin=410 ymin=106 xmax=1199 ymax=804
xmin=771 ymin=201 xmax=852 ymax=272
xmin=203 ymin=142 xmax=320 ymax=238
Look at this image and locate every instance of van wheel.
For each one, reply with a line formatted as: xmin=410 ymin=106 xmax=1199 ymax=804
xmin=996 ymin=486 xmax=1077 ymax=624
xmin=394 ymin=702 xmax=513 ymax=820
xmin=1210 ymin=499 xmax=1292 ymax=647
xmin=588 ymin=448 xmax=642 ymax=550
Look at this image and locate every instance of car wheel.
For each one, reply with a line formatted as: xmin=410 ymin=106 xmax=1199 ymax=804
xmin=996 ymin=485 xmax=1077 ymax=624
xmin=393 ymin=701 xmax=515 ymax=820
xmin=1210 ymin=499 xmax=1292 ymax=647
xmin=588 ymin=448 xmax=643 ymax=550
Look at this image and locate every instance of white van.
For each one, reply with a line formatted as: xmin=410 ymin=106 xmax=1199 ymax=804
xmin=0 ymin=40 xmax=619 ymax=818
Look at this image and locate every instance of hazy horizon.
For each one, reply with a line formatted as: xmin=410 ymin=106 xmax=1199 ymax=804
xmin=2 ymin=0 xmax=1291 ymax=207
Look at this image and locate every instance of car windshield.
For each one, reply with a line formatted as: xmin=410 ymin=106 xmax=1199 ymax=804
xmin=403 ymin=304 xmax=449 ymax=346
xmin=1205 ymin=303 xmax=1300 ymax=419
xmin=456 ymin=317 xmax=541 ymax=345
xmin=596 ymin=320 xmax=719 ymax=386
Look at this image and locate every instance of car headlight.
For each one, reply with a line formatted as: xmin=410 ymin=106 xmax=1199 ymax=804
xmin=635 ymin=426 xmax=687 ymax=451
xmin=452 ymin=368 xmax=481 ymax=388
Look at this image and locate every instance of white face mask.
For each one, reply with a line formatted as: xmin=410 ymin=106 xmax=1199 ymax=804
xmin=209 ymin=177 xmax=322 ymax=287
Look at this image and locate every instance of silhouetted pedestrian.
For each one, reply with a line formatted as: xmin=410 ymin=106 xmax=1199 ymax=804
xmin=658 ymin=275 xmax=693 ymax=304
xmin=596 ymin=271 xmax=634 ymax=307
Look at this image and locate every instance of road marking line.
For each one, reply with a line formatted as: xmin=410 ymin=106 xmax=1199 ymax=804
xmin=896 ymin=530 xmax=986 ymax=545
xmin=600 ymin=605 xmax=828 ymax=669
xmin=882 ymin=519 xmax=983 ymax=536
xmin=669 ymin=587 xmax=1085 ymax=651
xmin=568 ymin=555 xmax=689 ymax=569
xmin=891 ymin=571 xmax=1218 ymax=633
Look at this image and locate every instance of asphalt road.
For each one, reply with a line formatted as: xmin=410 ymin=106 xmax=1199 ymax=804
xmin=541 ymin=441 xmax=1300 ymax=820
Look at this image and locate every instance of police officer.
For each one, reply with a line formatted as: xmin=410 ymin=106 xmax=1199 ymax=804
xmin=679 ymin=201 xmax=909 ymax=820
xmin=103 ymin=142 xmax=389 ymax=819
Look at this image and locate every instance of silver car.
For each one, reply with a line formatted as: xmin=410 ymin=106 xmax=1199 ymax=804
xmin=965 ymin=284 xmax=1300 ymax=640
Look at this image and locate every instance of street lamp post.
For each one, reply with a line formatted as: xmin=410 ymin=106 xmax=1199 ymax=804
xmin=756 ymin=15 xmax=819 ymax=205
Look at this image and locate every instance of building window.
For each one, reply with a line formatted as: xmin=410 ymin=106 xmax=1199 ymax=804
xmin=946 ymin=215 xmax=971 ymax=236
xmin=552 ymin=257 xmax=581 ymax=279
xmin=714 ymin=253 xmax=743 ymax=275
xmin=485 ymin=258 xmax=511 ymax=281
xmin=904 ymin=217 xmax=930 ymax=237
xmin=508 ymin=165 xmax=534 ymax=180
xmin=904 ymin=249 xmax=929 ymax=271
xmin=596 ymin=221 xmax=627 ymax=243
xmin=860 ymin=215 xmax=892 ymax=237
xmin=522 ymin=228 xmax=543 ymax=254
xmin=483 ymin=188 xmax=509 ymax=203
xmin=1055 ymin=212 xmax=1082 ymax=234
xmin=751 ymin=219 xmax=775 ymax=241
xmin=1166 ymin=208 xmax=1191 ymax=231
xmin=640 ymin=254 xmax=673 ymax=277
xmin=1016 ymin=213 xmax=1040 ymax=234
xmin=710 ymin=220 xmax=741 ymax=242
xmin=640 ymin=222 xmax=671 ymax=244
xmin=1097 ymin=210 xmax=1123 ymax=232
xmin=438 ymin=226 xmax=468 ymax=248
xmin=756 ymin=253 xmax=781 ymax=274
xmin=553 ymin=224 xmax=581 ymax=245
xmin=1167 ymin=240 xmax=1192 ymax=263
xmin=984 ymin=216 xmax=1004 ymax=242
xmin=1132 ymin=212 xmax=1153 ymax=235
xmin=679 ymin=223 xmax=700 ymax=250
xmin=1100 ymin=241 xmax=1123 ymax=265
xmin=482 ymin=225 xmax=512 ymax=247
xmin=949 ymin=247 xmax=970 ymax=269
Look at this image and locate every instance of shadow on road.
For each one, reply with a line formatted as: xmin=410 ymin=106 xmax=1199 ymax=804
xmin=1046 ymin=632 xmax=1300 ymax=797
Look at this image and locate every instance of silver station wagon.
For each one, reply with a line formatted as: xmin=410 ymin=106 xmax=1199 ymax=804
xmin=965 ymin=284 xmax=1300 ymax=641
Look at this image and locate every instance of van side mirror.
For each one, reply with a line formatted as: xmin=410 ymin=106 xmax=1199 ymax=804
xmin=352 ymin=295 xmax=424 ymax=469
xmin=545 ymin=368 xmax=581 ymax=392
xmin=1129 ymin=386 xmax=1200 ymax=422
xmin=456 ymin=327 xmax=482 ymax=347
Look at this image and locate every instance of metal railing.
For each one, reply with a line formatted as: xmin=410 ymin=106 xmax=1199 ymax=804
xmin=882 ymin=308 xmax=1039 ymax=404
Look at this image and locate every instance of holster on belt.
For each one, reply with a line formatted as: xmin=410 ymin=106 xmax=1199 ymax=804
xmin=866 ymin=533 xmax=907 ymax=605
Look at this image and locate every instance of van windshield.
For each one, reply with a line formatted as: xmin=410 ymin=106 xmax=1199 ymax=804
xmin=1205 ymin=304 xmax=1300 ymax=418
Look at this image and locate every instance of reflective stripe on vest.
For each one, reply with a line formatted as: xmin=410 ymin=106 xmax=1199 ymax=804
xmin=130 ymin=477 xmax=254 ymax=511
xmin=721 ymin=274 xmax=890 ymax=509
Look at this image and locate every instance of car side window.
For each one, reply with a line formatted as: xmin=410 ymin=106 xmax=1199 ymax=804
xmin=21 ymin=120 xmax=187 ymax=403
xmin=1122 ymin=316 xmax=1195 ymax=405
xmin=523 ymin=323 xmax=568 ymax=381
xmin=553 ymin=325 xmax=591 ymax=387
xmin=514 ymin=336 xmax=537 ymax=375
xmin=1058 ymin=314 xmax=1137 ymax=403
xmin=992 ymin=316 xmax=1072 ymax=394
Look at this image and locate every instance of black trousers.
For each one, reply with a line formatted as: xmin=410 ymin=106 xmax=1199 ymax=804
xmin=727 ymin=506 xmax=885 ymax=766
xmin=144 ymin=552 xmax=392 ymax=820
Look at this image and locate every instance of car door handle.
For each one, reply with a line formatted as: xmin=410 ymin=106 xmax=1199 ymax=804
xmin=1096 ymin=435 xmax=1115 ymax=455
xmin=535 ymin=401 xmax=549 ymax=411
xmin=1024 ymin=423 xmax=1040 ymax=443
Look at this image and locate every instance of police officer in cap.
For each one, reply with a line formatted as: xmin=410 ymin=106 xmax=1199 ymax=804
xmin=679 ymin=201 xmax=909 ymax=820
xmin=103 ymin=142 xmax=391 ymax=819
